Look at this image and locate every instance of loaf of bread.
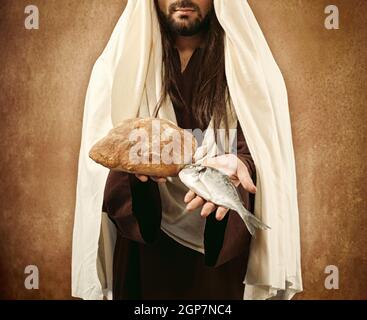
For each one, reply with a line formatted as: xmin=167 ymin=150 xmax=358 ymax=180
xmin=89 ymin=118 xmax=197 ymax=177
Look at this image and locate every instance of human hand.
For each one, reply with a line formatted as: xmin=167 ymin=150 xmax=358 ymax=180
xmin=184 ymin=154 xmax=257 ymax=221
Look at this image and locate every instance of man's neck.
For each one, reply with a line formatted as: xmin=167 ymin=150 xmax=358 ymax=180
xmin=175 ymin=34 xmax=205 ymax=73
xmin=175 ymin=33 xmax=204 ymax=51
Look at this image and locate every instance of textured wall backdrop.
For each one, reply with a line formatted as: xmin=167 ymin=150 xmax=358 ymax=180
xmin=0 ymin=0 xmax=366 ymax=300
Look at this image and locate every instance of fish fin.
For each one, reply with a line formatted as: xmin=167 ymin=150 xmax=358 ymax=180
xmin=241 ymin=211 xmax=271 ymax=236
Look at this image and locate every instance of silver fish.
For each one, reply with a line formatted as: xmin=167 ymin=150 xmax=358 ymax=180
xmin=179 ymin=164 xmax=270 ymax=236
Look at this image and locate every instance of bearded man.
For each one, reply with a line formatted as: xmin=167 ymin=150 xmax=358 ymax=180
xmin=72 ymin=0 xmax=303 ymax=301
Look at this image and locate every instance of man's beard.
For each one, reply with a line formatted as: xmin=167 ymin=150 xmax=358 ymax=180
xmin=161 ymin=0 xmax=212 ymax=36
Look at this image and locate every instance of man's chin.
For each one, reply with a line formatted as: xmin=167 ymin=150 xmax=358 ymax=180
xmin=164 ymin=11 xmax=211 ymax=37
xmin=172 ymin=17 xmax=197 ymax=27
xmin=168 ymin=19 xmax=201 ymax=35
xmin=174 ymin=21 xmax=195 ymax=31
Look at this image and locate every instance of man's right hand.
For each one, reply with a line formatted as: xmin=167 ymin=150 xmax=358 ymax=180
xmin=135 ymin=175 xmax=167 ymax=183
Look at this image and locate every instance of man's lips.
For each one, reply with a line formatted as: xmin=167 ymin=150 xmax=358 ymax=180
xmin=175 ymin=8 xmax=196 ymax=13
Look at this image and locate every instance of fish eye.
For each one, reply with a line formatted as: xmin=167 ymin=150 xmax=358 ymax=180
xmin=195 ymin=166 xmax=206 ymax=173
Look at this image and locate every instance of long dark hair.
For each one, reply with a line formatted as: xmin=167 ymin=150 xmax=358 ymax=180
xmin=154 ymin=0 xmax=230 ymax=134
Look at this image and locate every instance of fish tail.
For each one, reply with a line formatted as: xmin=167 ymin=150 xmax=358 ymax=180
xmin=240 ymin=210 xmax=271 ymax=237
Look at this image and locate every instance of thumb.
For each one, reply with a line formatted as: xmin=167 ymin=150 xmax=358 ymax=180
xmin=237 ymin=165 xmax=257 ymax=194
xmin=135 ymin=174 xmax=149 ymax=183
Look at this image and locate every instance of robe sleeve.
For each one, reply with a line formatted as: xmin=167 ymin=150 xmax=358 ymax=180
xmin=203 ymin=122 xmax=256 ymax=267
xmin=102 ymin=171 xmax=162 ymax=244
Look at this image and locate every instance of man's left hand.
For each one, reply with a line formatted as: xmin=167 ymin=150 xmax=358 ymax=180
xmin=184 ymin=154 xmax=257 ymax=221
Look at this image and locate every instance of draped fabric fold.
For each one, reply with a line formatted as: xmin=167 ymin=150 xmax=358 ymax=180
xmin=72 ymin=0 xmax=302 ymax=300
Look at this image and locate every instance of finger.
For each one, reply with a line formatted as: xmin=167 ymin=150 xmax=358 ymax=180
xmin=184 ymin=190 xmax=196 ymax=204
xmin=200 ymin=202 xmax=217 ymax=218
xmin=151 ymin=176 xmax=167 ymax=183
xmin=237 ymin=166 xmax=257 ymax=194
xmin=186 ymin=196 xmax=205 ymax=212
xmin=136 ymin=174 xmax=148 ymax=183
xmin=240 ymin=178 xmax=257 ymax=194
xmin=216 ymin=207 xmax=230 ymax=221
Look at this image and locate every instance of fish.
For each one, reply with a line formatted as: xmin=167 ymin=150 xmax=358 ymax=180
xmin=178 ymin=164 xmax=270 ymax=236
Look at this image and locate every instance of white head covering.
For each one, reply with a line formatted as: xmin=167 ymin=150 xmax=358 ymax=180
xmin=72 ymin=0 xmax=303 ymax=300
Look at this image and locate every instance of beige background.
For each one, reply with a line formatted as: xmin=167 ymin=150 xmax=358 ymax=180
xmin=0 ymin=0 xmax=366 ymax=300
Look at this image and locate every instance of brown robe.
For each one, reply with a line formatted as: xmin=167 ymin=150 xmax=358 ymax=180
xmin=102 ymin=48 xmax=256 ymax=300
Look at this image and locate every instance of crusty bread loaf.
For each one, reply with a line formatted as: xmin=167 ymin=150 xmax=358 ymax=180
xmin=89 ymin=118 xmax=197 ymax=177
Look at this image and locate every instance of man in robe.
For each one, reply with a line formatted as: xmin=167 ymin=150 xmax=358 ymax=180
xmin=102 ymin=0 xmax=258 ymax=300
xmin=72 ymin=0 xmax=303 ymax=301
